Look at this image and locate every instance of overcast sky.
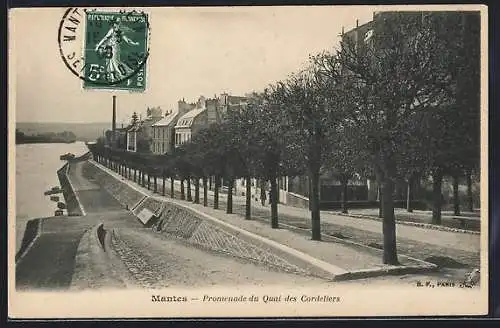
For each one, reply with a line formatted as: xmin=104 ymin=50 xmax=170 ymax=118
xmin=11 ymin=6 xmax=376 ymax=124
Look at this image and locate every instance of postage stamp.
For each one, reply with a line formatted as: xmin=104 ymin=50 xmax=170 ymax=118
xmin=58 ymin=8 xmax=149 ymax=91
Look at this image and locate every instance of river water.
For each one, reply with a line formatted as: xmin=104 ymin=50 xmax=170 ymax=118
xmin=14 ymin=142 xmax=89 ymax=254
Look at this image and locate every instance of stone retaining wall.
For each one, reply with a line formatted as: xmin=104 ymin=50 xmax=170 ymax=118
xmin=57 ymin=163 xmax=83 ymax=216
xmin=87 ymin=161 xmax=335 ymax=279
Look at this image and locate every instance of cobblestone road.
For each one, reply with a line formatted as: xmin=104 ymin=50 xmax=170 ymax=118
xmin=110 ymin=228 xmax=332 ymax=288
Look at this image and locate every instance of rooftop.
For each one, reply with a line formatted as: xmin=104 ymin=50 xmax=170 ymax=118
xmin=175 ymin=107 xmax=206 ymax=128
xmin=152 ymin=112 xmax=179 ymax=127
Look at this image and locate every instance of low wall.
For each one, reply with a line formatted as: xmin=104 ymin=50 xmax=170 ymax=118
xmin=286 ymin=192 xmax=309 ymax=209
xmin=57 ymin=163 xmax=83 ymax=216
xmin=87 ymin=161 xmax=338 ymax=279
xmin=15 ymin=218 xmax=41 ymax=263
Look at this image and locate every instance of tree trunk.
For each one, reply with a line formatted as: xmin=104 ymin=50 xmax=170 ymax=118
xmin=341 ymin=178 xmax=348 ymax=214
xmin=203 ymin=177 xmax=208 ymax=207
xmin=453 ymin=174 xmax=460 ymax=216
xmin=194 ymin=178 xmax=200 ymax=204
xmin=381 ymin=178 xmax=399 ymax=265
xmin=162 ymin=175 xmax=166 ymax=196
xmin=170 ymin=177 xmax=174 ymax=198
xmin=270 ymin=175 xmax=279 ymax=228
xmin=310 ymin=166 xmax=321 ymax=241
xmin=245 ymin=176 xmax=251 ymax=220
xmin=378 ymin=186 xmax=383 ymax=218
xmin=180 ymin=179 xmax=185 ymax=200
xmin=227 ymin=177 xmax=234 ymax=214
xmin=466 ymin=169 xmax=474 ymax=212
xmin=147 ymin=174 xmax=151 ymax=190
xmin=432 ymin=170 xmax=443 ymax=225
xmin=154 ymin=175 xmax=158 ymax=193
xmin=134 ymin=169 xmax=137 ymax=183
xmin=209 ymin=177 xmax=212 ymax=190
xmin=406 ymin=176 xmax=413 ymax=213
xmin=187 ymin=177 xmax=192 ymax=201
xmin=214 ymin=175 xmax=220 ymax=209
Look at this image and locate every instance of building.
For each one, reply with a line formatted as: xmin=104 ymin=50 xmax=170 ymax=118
xmin=125 ymin=107 xmax=163 ymax=153
xmin=174 ymin=96 xmax=209 ymax=147
xmin=151 ymin=110 xmax=178 ymax=155
xmin=143 ymin=107 xmax=163 ymax=152
xmin=126 ymin=124 xmax=140 ymax=152
xmin=218 ymin=93 xmax=249 ymax=120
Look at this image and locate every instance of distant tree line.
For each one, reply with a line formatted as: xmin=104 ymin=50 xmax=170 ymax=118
xmin=16 ymin=129 xmax=77 ymax=144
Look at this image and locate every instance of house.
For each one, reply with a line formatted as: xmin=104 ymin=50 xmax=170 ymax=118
xmin=143 ymin=107 xmax=163 ymax=152
xmin=151 ymin=110 xmax=178 ymax=155
xmin=125 ymin=107 xmax=164 ymax=153
xmin=126 ymin=124 xmax=140 ymax=152
xmin=174 ymin=96 xmax=209 ymax=147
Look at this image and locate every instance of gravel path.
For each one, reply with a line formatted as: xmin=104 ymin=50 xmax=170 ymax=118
xmin=68 ymin=162 xmax=100 ymax=191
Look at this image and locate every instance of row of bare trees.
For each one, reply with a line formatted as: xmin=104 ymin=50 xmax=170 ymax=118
xmin=90 ymin=12 xmax=480 ymax=265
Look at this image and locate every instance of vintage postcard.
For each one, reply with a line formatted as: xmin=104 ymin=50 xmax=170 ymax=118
xmin=8 ymin=5 xmax=488 ymax=318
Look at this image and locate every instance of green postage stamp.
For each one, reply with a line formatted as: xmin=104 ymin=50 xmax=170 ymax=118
xmin=82 ymin=10 xmax=149 ymax=91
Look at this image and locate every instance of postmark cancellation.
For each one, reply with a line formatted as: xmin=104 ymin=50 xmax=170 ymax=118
xmin=58 ymin=8 xmax=149 ymax=92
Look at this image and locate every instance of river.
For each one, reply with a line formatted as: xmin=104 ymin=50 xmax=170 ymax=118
xmin=14 ymin=142 xmax=89 ymax=255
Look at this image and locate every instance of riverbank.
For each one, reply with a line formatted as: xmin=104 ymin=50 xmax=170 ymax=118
xmin=14 ymin=142 xmax=90 ymax=254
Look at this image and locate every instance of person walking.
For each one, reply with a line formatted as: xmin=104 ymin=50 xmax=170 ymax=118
xmin=260 ymin=185 xmax=267 ymax=206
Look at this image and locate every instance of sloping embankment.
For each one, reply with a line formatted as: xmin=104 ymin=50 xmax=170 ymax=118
xmin=85 ymin=161 xmax=344 ymax=279
xmin=57 ymin=163 xmax=83 ymax=216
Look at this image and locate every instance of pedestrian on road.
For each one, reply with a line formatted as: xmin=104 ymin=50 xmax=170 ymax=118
xmin=260 ymin=187 xmax=267 ymax=206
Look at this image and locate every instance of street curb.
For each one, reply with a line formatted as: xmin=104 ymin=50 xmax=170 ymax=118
xmin=88 ymin=159 xmax=438 ymax=281
xmin=334 ymin=212 xmax=480 ymax=235
xmin=277 ymin=222 xmax=439 ymax=281
xmin=333 ymin=265 xmax=439 ymax=281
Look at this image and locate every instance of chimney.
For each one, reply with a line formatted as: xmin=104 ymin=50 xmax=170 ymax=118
xmin=341 ymin=26 xmax=344 ymax=35
xmin=112 ymin=95 xmax=117 ymax=148
xmin=112 ymin=95 xmax=117 ymax=132
xmin=356 ymin=19 xmax=359 ymax=27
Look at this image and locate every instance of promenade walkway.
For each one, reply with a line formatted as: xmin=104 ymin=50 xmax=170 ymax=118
xmin=131 ymin=167 xmax=479 ymax=251
xmin=91 ymin=160 xmax=480 ymax=272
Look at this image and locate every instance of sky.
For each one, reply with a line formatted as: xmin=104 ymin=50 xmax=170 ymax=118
xmin=11 ymin=6 xmax=376 ymax=124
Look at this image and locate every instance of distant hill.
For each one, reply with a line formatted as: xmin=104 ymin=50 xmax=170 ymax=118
xmin=16 ymin=122 xmax=112 ymax=142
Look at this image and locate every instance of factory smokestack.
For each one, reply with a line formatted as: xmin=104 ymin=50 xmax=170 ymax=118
xmin=112 ymin=95 xmax=117 ymax=148
xmin=112 ymin=95 xmax=117 ymax=132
